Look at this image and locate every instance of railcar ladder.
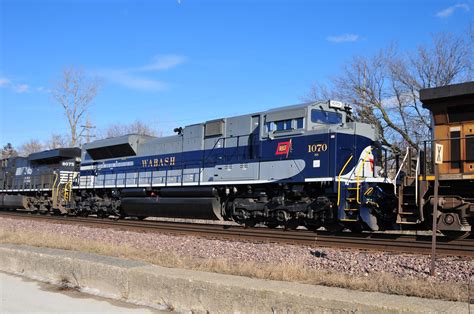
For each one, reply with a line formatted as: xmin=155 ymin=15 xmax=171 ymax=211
xmin=337 ymin=155 xmax=359 ymax=222
xmin=395 ymin=148 xmax=427 ymax=225
xmin=51 ymin=171 xmax=75 ymax=214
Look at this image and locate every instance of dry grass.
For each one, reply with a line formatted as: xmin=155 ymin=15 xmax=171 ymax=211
xmin=0 ymin=229 xmax=469 ymax=302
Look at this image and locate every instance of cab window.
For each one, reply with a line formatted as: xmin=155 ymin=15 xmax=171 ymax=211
xmin=311 ymin=109 xmax=342 ymax=124
xmin=266 ymin=118 xmax=305 ymax=132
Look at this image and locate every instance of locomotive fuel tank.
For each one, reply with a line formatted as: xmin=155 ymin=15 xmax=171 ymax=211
xmin=120 ymin=187 xmax=223 ymax=220
xmin=0 ymin=194 xmax=29 ymax=210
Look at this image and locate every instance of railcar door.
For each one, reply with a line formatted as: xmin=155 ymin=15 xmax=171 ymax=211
xmin=435 ymin=124 xmax=461 ymax=175
xmin=449 ymin=126 xmax=462 ymax=174
xmin=463 ymin=123 xmax=474 ymax=173
xmin=249 ymin=115 xmax=261 ymax=160
xmin=441 ymin=104 xmax=474 ymax=175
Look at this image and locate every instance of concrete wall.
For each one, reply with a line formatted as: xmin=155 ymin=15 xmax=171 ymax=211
xmin=0 ymin=244 xmax=467 ymax=313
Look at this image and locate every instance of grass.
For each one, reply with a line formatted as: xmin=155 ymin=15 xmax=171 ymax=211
xmin=0 ymin=228 xmax=469 ymax=302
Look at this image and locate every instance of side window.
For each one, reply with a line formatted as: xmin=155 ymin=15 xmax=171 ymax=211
xmin=266 ymin=122 xmax=275 ymax=132
xmin=266 ymin=118 xmax=305 ymax=133
xmin=311 ymin=109 xmax=342 ymax=124
xmin=276 ymin=120 xmax=285 ymax=131
xmin=466 ymin=135 xmax=474 ymax=162
xmin=296 ymin=117 xmax=304 ymax=129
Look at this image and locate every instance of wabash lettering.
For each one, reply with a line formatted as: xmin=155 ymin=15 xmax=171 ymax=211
xmin=141 ymin=156 xmax=176 ymax=168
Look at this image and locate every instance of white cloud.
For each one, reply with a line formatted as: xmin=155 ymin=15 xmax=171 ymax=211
xmin=97 ymin=55 xmax=186 ymax=92
xmin=13 ymin=84 xmax=29 ymax=93
xmin=0 ymin=77 xmax=31 ymax=93
xmin=36 ymin=86 xmax=50 ymax=93
xmin=134 ymin=55 xmax=187 ymax=72
xmin=105 ymin=71 xmax=168 ymax=91
xmin=436 ymin=4 xmax=470 ymax=18
xmin=0 ymin=77 xmax=11 ymax=87
xmin=326 ymin=34 xmax=360 ymax=43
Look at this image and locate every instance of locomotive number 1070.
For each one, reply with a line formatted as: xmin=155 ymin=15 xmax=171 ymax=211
xmin=308 ymin=143 xmax=328 ymax=153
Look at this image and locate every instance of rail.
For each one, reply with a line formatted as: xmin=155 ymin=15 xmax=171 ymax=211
xmin=0 ymin=212 xmax=472 ymax=257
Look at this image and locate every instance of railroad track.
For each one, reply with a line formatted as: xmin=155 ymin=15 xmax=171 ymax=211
xmin=1 ymin=211 xmax=473 ymax=257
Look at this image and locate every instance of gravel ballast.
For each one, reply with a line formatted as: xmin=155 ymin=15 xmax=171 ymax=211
xmin=0 ymin=217 xmax=472 ymax=285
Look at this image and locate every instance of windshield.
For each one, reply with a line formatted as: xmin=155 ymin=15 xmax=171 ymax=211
xmin=311 ymin=109 xmax=342 ymax=124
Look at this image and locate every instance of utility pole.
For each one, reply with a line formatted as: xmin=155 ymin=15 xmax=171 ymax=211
xmin=80 ymin=116 xmax=96 ymax=144
xmin=430 ymin=142 xmax=443 ymax=277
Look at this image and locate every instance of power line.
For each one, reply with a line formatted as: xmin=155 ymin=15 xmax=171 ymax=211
xmin=80 ymin=116 xmax=96 ymax=144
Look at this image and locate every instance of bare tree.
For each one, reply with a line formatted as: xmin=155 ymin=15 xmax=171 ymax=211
xmin=303 ymin=82 xmax=335 ymax=102
xmin=102 ymin=120 xmax=158 ymax=138
xmin=45 ymin=134 xmax=70 ymax=149
xmin=18 ymin=139 xmax=44 ymax=156
xmin=1 ymin=143 xmax=18 ymax=159
xmin=51 ymin=66 xmax=100 ymax=146
xmin=306 ymin=31 xmax=473 ymax=151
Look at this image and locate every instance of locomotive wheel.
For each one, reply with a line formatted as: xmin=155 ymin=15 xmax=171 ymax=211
xmin=441 ymin=230 xmax=471 ymax=240
xmin=265 ymin=222 xmax=280 ymax=229
xmin=284 ymin=220 xmax=299 ymax=230
xmin=244 ymin=219 xmax=258 ymax=228
xmin=325 ymin=223 xmax=344 ymax=233
xmin=345 ymin=223 xmax=363 ymax=233
xmin=305 ymin=221 xmax=321 ymax=232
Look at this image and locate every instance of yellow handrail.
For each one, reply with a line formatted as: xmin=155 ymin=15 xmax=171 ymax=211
xmin=52 ymin=172 xmax=59 ymax=204
xmin=354 ymin=147 xmax=373 ymax=204
xmin=337 ymin=155 xmax=353 ymax=206
xmin=63 ymin=179 xmax=72 ymax=202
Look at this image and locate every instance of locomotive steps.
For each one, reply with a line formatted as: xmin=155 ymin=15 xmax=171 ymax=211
xmin=0 ymin=243 xmax=468 ymax=313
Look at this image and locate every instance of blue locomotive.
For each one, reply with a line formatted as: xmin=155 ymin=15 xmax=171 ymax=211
xmin=0 ymin=100 xmax=397 ymax=231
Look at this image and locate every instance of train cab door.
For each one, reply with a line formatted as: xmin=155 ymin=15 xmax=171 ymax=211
xmin=463 ymin=123 xmax=474 ymax=173
xmin=328 ymin=132 xmax=337 ymax=178
xmin=436 ymin=125 xmax=462 ymax=175
xmin=448 ymin=126 xmax=462 ymax=174
xmin=249 ymin=115 xmax=261 ymax=160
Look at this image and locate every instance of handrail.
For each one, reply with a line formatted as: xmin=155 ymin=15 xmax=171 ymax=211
xmin=51 ymin=172 xmax=59 ymax=207
xmin=422 ymin=137 xmax=473 ymax=175
xmin=415 ymin=150 xmax=420 ymax=206
xmin=353 ymin=147 xmax=372 ymax=204
xmin=337 ymin=155 xmax=353 ymax=206
xmin=394 ymin=147 xmax=409 ymax=194
xmin=63 ymin=178 xmax=73 ymax=202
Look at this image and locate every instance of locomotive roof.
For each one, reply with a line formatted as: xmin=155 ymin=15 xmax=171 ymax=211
xmin=420 ymin=81 xmax=474 ymax=109
xmin=263 ymin=102 xmax=312 ymax=113
xmin=82 ymin=134 xmax=157 ymax=160
xmin=207 ymin=101 xmax=346 ymax=122
xmin=28 ymin=147 xmax=81 ymax=162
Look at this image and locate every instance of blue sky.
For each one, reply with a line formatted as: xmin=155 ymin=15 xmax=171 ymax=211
xmin=0 ymin=0 xmax=473 ymax=146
